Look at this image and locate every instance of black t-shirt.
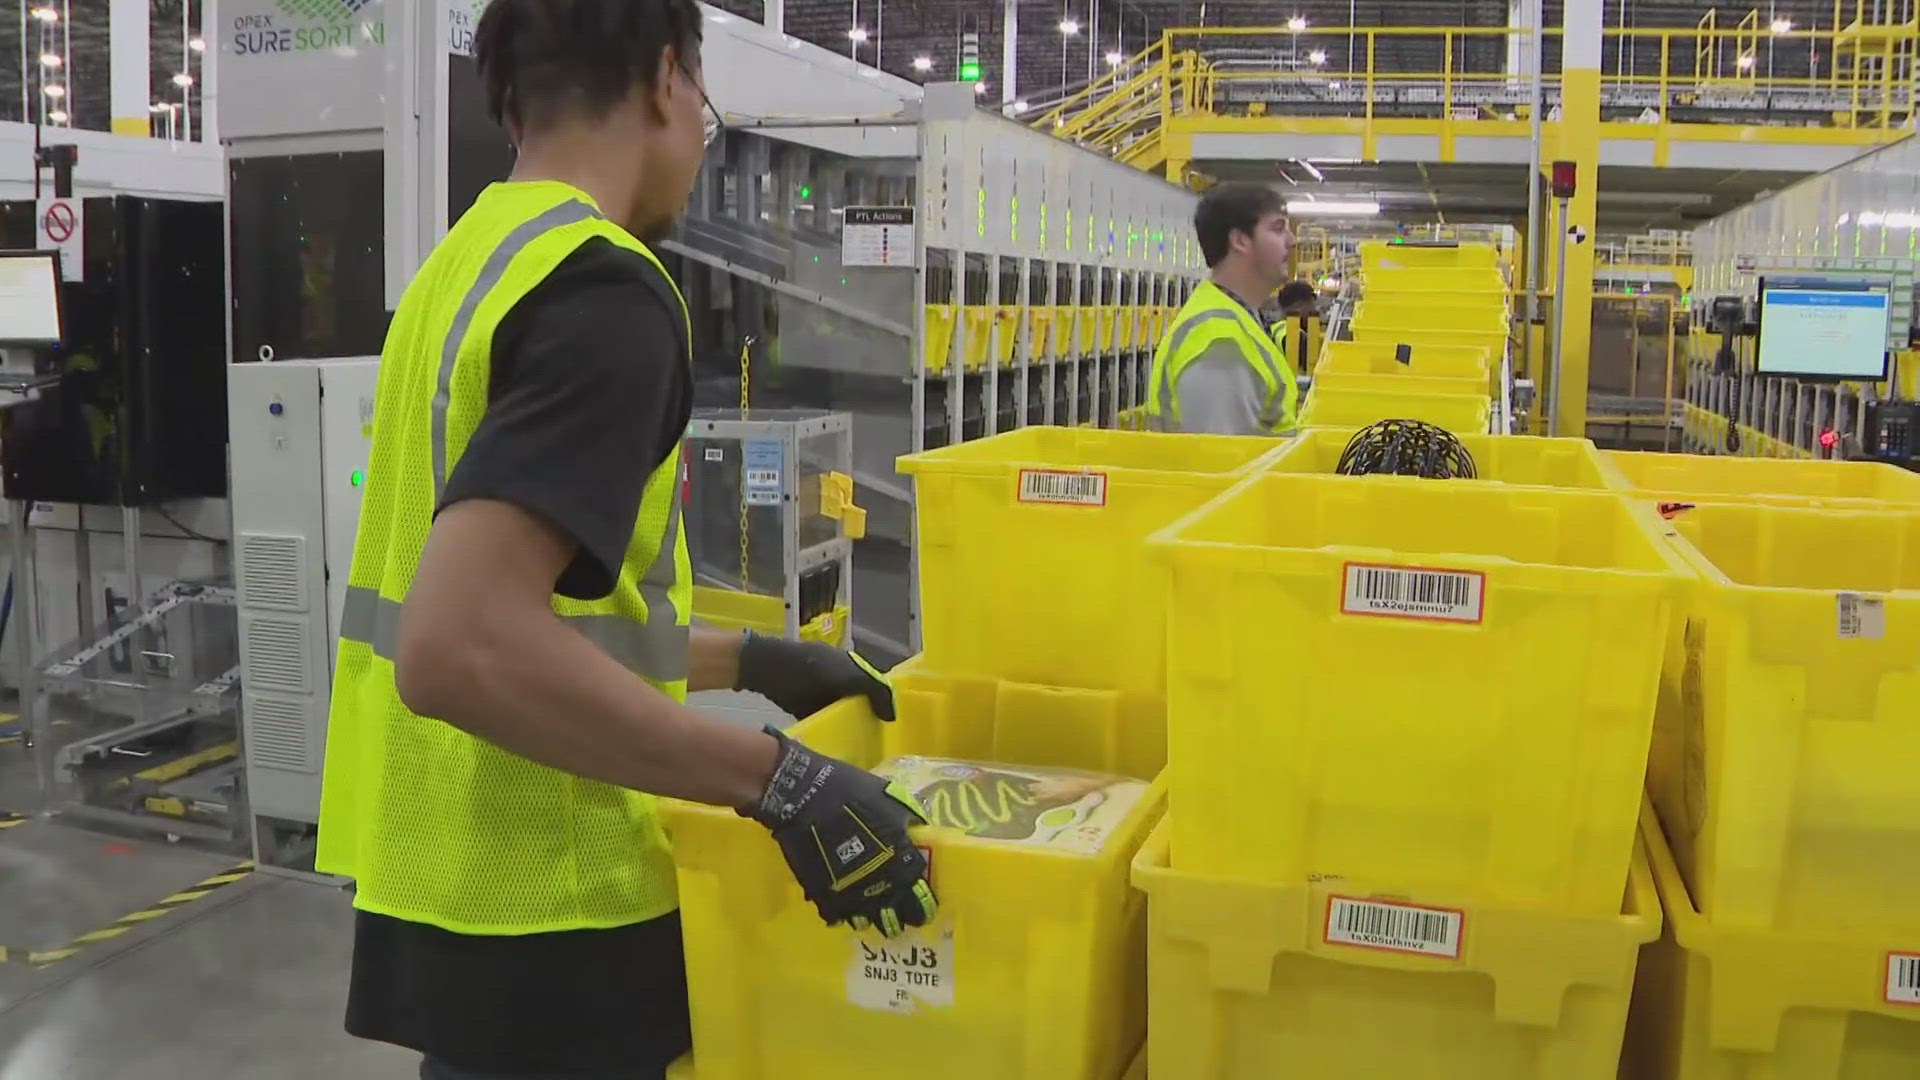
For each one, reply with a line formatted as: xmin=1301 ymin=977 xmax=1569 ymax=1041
xmin=344 ymin=237 xmax=694 ymax=1075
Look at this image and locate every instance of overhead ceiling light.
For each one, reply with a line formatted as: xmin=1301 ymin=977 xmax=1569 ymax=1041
xmin=847 ymin=26 xmax=869 ymax=42
xmin=1770 ymin=17 xmax=1792 ymax=33
xmin=38 ymin=52 xmax=60 ymax=67
xmin=1286 ymin=199 xmax=1381 ymax=216
xmin=1328 ymin=80 xmax=1343 ymax=90
xmin=1736 ymin=52 xmax=1755 ymax=69
xmin=975 ymin=82 xmax=989 ymax=95
xmin=1309 ymin=49 xmax=1327 ymax=65
xmin=188 ymin=37 xmax=206 ymax=52
xmin=149 ymin=102 xmax=177 ymax=113
xmin=1013 ymin=100 xmax=1031 ymax=114
xmin=1059 ymin=17 xmax=1081 ymax=35
xmin=28 ymin=7 xmax=57 ymax=23
xmin=1294 ymin=158 xmax=1325 ymax=181
xmin=41 ymin=84 xmax=64 ymax=98
xmin=1287 ymin=15 xmax=1308 ymax=31
xmin=172 ymin=72 xmax=195 ymax=87
xmin=1105 ymin=50 xmax=1125 ymax=66
xmin=48 ymin=108 xmax=67 ymax=123
xmin=912 ymin=55 xmax=933 ymax=71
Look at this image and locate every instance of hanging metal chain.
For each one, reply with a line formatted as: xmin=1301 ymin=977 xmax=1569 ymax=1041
xmin=738 ymin=335 xmax=756 ymax=593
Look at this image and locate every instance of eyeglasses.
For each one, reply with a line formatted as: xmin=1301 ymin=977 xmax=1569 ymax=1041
xmin=681 ymin=60 xmax=724 ymax=148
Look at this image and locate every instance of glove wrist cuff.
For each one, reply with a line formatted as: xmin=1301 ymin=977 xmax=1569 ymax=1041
xmin=748 ymin=724 xmax=814 ymax=828
xmin=730 ymin=629 xmax=760 ymax=695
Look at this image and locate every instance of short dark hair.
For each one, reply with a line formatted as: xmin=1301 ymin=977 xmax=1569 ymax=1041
xmin=1277 ymin=281 xmax=1318 ymax=310
xmin=1194 ymin=182 xmax=1285 ymax=267
xmin=475 ymin=0 xmax=704 ymax=131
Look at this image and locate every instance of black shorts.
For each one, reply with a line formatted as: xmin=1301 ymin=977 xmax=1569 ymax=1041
xmin=346 ymin=908 xmax=692 ymax=1075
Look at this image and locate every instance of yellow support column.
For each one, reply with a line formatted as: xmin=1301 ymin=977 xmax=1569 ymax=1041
xmin=1554 ymin=0 xmax=1603 ymax=439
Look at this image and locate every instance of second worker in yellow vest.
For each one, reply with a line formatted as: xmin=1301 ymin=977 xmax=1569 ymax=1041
xmin=1148 ymin=182 xmax=1300 ymax=435
xmin=315 ymin=4 xmax=933 ymax=1076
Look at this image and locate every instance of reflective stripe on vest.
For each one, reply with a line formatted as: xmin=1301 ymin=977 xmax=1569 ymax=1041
xmin=1146 ymin=280 xmax=1297 ymax=432
xmin=429 ymin=199 xmax=601 ymax=496
xmin=314 ymin=180 xmax=689 ymax=935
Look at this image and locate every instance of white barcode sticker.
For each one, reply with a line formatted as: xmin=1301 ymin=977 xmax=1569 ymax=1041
xmin=1838 ymin=593 xmax=1886 ymax=640
xmin=1342 ymin=563 xmax=1485 ymax=624
xmin=1325 ymin=896 xmax=1464 ymax=959
xmin=1017 ymin=469 xmax=1107 ymax=507
xmin=1889 ymin=952 xmax=1920 ymax=1005
xmin=704 ymin=447 xmax=724 ymax=462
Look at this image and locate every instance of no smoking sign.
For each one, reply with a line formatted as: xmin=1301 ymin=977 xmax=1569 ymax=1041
xmin=36 ymin=196 xmax=83 ymax=282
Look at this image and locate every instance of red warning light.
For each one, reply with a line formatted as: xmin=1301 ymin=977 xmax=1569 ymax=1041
xmin=1550 ymin=160 xmax=1578 ymax=199
xmin=1819 ymin=428 xmax=1839 ymax=451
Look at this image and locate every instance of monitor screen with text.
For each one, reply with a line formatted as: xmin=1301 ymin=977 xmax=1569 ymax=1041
xmin=0 ymin=252 xmax=61 ymax=345
xmin=1757 ymin=279 xmax=1891 ymax=380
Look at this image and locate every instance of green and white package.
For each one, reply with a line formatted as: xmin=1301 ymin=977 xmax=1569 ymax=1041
xmin=873 ymin=756 xmax=1150 ymax=856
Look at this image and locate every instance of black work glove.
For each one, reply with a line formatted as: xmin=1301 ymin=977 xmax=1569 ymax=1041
xmin=748 ymin=726 xmax=937 ymax=936
xmin=735 ymin=631 xmax=896 ymax=720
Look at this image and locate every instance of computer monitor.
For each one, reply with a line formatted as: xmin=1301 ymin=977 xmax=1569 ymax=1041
xmin=1755 ymin=276 xmax=1891 ymax=381
xmin=0 ymin=251 xmax=62 ymax=346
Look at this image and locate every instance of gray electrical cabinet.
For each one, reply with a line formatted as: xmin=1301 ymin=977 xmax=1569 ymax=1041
xmin=227 ymin=358 xmax=378 ymax=874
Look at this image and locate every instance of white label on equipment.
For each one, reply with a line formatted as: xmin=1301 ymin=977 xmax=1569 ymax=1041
xmin=1325 ymin=896 xmax=1464 ymax=959
xmin=1342 ymin=563 xmax=1485 ymax=624
xmin=1889 ymin=953 xmax=1920 ymax=1005
xmin=842 ymin=206 xmax=917 ymax=268
xmin=704 ymin=447 xmax=724 ymax=462
xmin=742 ymin=439 xmax=784 ymax=507
xmin=848 ymin=924 xmax=955 ymax=1014
xmin=1837 ymin=593 xmax=1886 ymax=640
xmin=1017 ymin=469 xmax=1107 ymax=506
xmin=36 ymin=196 xmax=83 ymax=282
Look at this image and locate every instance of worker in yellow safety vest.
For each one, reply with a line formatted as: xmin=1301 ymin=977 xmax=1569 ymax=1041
xmin=1147 ymin=182 xmax=1299 ymax=435
xmin=315 ymin=2 xmax=933 ymax=1076
xmin=1267 ymin=279 xmax=1322 ymax=366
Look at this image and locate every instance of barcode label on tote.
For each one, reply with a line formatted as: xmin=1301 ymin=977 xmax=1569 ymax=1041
xmin=1342 ymin=564 xmax=1485 ymax=623
xmin=1838 ymin=593 xmax=1886 ymax=640
xmin=1017 ymin=469 xmax=1107 ymax=506
xmin=1325 ymin=897 xmax=1464 ymax=959
xmin=1889 ymin=953 xmax=1920 ymax=1005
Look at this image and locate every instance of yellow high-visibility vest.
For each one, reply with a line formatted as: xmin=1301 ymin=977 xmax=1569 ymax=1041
xmin=315 ymin=180 xmax=691 ymax=935
xmin=1146 ymin=279 xmax=1297 ymax=433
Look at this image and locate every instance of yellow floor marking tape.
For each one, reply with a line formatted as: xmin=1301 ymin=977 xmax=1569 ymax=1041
xmin=1 ymin=861 xmax=255 ymax=967
xmin=117 ymin=741 xmax=238 ymax=788
xmin=0 ymin=813 xmax=27 ymax=831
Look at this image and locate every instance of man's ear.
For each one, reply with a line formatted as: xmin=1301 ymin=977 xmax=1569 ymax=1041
xmin=1230 ymin=227 xmax=1254 ymax=256
xmin=646 ymin=44 xmax=683 ymax=125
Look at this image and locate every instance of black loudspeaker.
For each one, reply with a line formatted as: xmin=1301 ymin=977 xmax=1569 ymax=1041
xmin=0 ymin=196 xmax=227 ymax=505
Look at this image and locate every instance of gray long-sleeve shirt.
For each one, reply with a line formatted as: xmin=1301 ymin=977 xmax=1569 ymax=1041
xmin=1170 ymin=341 xmax=1271 ymax=435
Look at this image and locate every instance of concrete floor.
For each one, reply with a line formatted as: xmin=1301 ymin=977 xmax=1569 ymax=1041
xmin=0 ymin=689 xmax=789 ymax=1079
xmin=0 ymin=822 xmax=418 ymax=1078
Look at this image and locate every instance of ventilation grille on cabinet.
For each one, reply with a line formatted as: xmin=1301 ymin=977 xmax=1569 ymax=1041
xmin=239 ymin=533 xmax=306 ymax=611
xmin=243 ymin=616 xmax=310 ymax=695
xmin=245 ymin=695 xmax=313 ymax=773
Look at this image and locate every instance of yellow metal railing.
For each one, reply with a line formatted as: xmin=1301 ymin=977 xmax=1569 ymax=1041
xmin=1037 ymin=20 xmax=1918 ymax=164
xmin=1595 ymin=232 xmax=1693 ymax=269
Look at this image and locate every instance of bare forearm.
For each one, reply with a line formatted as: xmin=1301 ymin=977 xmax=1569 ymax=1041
xmin=688 ymin=625 xmax=743 ymax=692
xmin=398 ymin=615 xmax=776 ymax=808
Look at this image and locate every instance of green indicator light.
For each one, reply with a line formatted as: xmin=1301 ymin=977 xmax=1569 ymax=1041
xmin=959 ymin=60 xmax=982 ymax=81
xmin=350 ymin=470 xmax=365 ymax=487
xmin=797 ymin=185 xmax=813 ymax=199
xmin=813 ymin=254 xmax=821 ymax=263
